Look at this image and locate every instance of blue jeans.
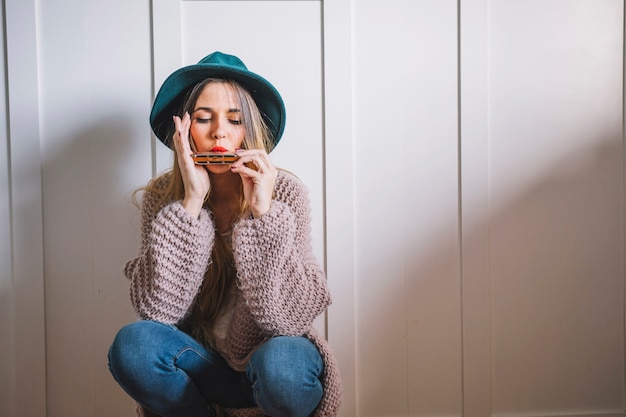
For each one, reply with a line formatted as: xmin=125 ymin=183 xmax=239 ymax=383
xmin=108 ymin=321 xmax=323 ymax=417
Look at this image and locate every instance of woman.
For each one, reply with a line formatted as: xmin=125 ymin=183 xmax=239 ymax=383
xmin=108 ymin=52 xmax=341 ymax=417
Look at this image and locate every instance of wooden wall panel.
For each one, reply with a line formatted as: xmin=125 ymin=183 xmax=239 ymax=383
xmin=3 ymin=0 xmax=46 ymax=416
xmin=487 ymin=1 xmax=625 ymax=413
xmin=38 ymin=0 xmax=151 ymax=415
xmin=352 ymin=1 xmax=462 ymax=416
xmin=0 ymin=3 xmax=13 ymax=417
xmin=462 ymin=1 xmax=626 ymax=416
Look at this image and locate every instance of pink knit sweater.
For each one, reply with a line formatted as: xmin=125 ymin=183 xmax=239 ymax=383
xmin=125 ymin=170 xmax=342 ymax=417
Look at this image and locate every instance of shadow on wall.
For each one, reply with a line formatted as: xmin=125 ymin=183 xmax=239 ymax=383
xmin=40 ymin=110 xmax=149 ymax=415
xmin=356 ymin=134 xmax=623 ymax=416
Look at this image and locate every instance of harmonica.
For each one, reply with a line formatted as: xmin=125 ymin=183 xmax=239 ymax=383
xmin=192 ymin=153 xmax=239 ymax=165
xmin=188 ymin=137 xmax=239 ymax=165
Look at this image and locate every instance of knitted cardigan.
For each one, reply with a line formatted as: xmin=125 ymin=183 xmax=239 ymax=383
xmin=124 ymin=170 xmax=342 ymax=417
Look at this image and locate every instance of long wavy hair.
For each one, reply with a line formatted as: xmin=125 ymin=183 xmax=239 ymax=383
xmin=136 ymin=78 xmax=273 ymax=348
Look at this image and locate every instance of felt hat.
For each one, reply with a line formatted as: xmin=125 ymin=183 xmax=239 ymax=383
xmin=149 ymin=51 xmax=286 ymax=151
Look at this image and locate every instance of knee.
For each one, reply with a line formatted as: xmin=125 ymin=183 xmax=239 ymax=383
xmin=249 ymin=337 xmax=323 ymax=417
xmin=109 ymin=322 xmax=146 ymax=365
xmin=108 ymin=321 xmax=167 ymax=382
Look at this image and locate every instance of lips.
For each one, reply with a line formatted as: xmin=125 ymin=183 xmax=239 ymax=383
xmin=210 ymin=146 xmax=229 ymax=153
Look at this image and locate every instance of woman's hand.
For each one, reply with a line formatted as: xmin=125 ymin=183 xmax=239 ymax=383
xmin=172 ymin=113 xmax=210 ymax=218
xmin=230 ymin=149 xmax=277 ymax=218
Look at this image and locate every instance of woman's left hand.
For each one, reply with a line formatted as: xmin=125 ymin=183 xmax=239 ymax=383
xmin=230 ymin=149 xmax=277 ymax=218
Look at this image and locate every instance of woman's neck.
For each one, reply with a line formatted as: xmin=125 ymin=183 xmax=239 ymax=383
xmin=208 ymin=170 xmax=241 ymax=233
xmin=208 ymin=170 xmax=240 ymax=201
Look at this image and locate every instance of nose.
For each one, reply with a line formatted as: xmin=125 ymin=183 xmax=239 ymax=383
xmin=211 ymin=116 xmax=226 ymax=139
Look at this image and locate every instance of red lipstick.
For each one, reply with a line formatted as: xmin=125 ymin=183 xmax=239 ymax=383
xmin=210 ymin=146 xmax=229 ymax=152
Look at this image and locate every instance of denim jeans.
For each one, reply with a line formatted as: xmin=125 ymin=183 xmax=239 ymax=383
xmin=108 ymin=320 xmax=323 ymax=417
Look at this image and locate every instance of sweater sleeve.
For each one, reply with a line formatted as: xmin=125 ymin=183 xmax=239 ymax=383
xmin=232 ymin=172 xmax=330 ymax=336
xmin=124 ymin=188 xmax=214 ymax=324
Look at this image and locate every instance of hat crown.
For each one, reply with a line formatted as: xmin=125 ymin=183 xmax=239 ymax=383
xmin=199 ymin=51 xmax=248 ymax=71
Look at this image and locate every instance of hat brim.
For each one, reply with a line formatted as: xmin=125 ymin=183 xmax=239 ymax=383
xmin=150 ymin=62 xmax=286 ymax=152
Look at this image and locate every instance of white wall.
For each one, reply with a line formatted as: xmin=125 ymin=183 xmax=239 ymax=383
xmin=353 ymin=1 xmax=462 ymax=415
xmin=36 ymin=0 xmax=152 ymax=415
xmin=1 ymin=1 xmax=624 ymax=417
xmin=486 ymin=2 xmax=623 ymax=414
xmin=2 ymin=0 xmax=46 ymax=416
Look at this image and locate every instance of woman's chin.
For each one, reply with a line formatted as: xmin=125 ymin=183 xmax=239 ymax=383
xmin=206 ymin=165 xmax=234 ymax=175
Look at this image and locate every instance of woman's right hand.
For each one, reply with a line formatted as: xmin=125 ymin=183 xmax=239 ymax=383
xmin=172 ymin=113 xmax=210 ymax=218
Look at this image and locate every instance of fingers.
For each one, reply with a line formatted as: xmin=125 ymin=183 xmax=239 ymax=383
xmin=231 ymin=149 xmax=277 ymax=218
xmin=172 ymin=113 xmax=210 ymax=204
xmin=231 ymin=149 xmax=275 ymax=176
xmin=172 ymin=113 xmax=192 ymax=157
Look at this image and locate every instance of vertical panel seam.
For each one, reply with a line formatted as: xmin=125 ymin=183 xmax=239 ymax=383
xmin=319 ymin=0 xmax=329 ymax=340
xmin=149 ymin=0 xmax=157 ymax=179
xmin=1 ymin=1 xmax=16 ymax=416
xmin=619 ymin=0 xmax=626 ymax=407
xmin=457 ymin=0 xmax=465 ymax=415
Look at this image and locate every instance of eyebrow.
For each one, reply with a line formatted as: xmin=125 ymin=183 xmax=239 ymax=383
xmin=193 ymin=107 xmax=241 ymax=114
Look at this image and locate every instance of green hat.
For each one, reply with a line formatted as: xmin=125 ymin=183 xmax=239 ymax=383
xmin=149 ymin=51 xmax=286 ymax=151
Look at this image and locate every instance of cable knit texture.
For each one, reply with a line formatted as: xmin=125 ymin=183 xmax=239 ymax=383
xmin=126 ymin=170 xmax=342 ymax=417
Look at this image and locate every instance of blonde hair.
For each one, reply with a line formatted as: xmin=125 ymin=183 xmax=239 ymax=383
xmin=136 ymin=78 xmax=273 ymax=347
